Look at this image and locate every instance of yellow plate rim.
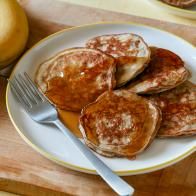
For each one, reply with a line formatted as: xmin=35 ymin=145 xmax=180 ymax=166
xmin=6 ymin=21 xmax=196 ymax=175
xmin=151 ymin=0 xmax=196 ymax=14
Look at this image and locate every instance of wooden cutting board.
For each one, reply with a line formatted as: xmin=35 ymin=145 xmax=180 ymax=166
xmin=0 ymin=0 xmax=195 ymax=195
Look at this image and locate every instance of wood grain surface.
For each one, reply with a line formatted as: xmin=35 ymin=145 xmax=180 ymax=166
xmin=0 ymin=0 xmax=195 ymax=195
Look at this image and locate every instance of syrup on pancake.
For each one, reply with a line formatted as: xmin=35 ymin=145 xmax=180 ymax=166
xmin=127 ymin=47 xmax=190 ymax=94
xmin=149 ymin=81 xmax=196 ymax=137
xmin=86 ymin=33 xmax=150 ymax=87
xmin=35 ymin=47 xmax=116 ymax=111
xmin=79 ymin=90 xmax=161 ymax=158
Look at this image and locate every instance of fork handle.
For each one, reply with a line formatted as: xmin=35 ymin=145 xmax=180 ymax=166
xmin=53 ymin=119 xmax=134 ymax=196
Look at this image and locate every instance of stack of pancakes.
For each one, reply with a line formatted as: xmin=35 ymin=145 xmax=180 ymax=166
xmin=35 ymin=33 xmax=195 ymax=158
xmin=161 ymin=0 xmax=196 ymax=8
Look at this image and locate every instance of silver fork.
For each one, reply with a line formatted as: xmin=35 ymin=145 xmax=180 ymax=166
xmin=8 ymin=72 xmax=134 ymax=196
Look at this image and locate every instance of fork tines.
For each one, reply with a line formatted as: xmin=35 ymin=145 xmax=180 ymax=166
xmin=8 ymin=72 xmax=45 ymax=109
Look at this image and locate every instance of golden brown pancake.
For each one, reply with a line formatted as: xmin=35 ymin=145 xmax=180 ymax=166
xmin=161 ymin=0 xmax=196 ymax=8
xmin=35 ymin=47 xmax=116 ymax=111
xmin=86 ymin=33 xmax=151 ymax=87
xmin=79 ymin=90 xmax=161 ymax=158
xmin=149 ymin=81 xmax=196 ymax=137
xmin=127 ymin=47 xmax=190 ymax=94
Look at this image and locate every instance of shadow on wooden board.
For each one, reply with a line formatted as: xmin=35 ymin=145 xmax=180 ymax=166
xmin=0 ymin=178 xmax=71 ymax=196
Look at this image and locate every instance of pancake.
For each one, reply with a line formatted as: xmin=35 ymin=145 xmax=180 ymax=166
xmin=35 ymin=47 xmax=116 ymax=111
xmin=149 ymin=81 xmax=196 ymax=137
xmin=127 ymin=47 xmax=190 ymax=94
xmin=161 ymin=0 xmax=196 ymax=8
xmin=86 ymin=33 xmax=150 ymax=87
xmin=79 ymin=90 xmax=161 ymax=158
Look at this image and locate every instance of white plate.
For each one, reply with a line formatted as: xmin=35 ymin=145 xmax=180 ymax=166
xmin=6 ymin=22 xmax=196 ymax=176
xmin=150 ymin=0 xmax=196 ymax=19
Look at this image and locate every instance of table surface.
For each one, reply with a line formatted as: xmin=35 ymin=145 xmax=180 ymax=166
xmin=61 ymin=0 xmax=196 ymax=26
xmin=0 ymin=0 xmax=195 ymax=195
